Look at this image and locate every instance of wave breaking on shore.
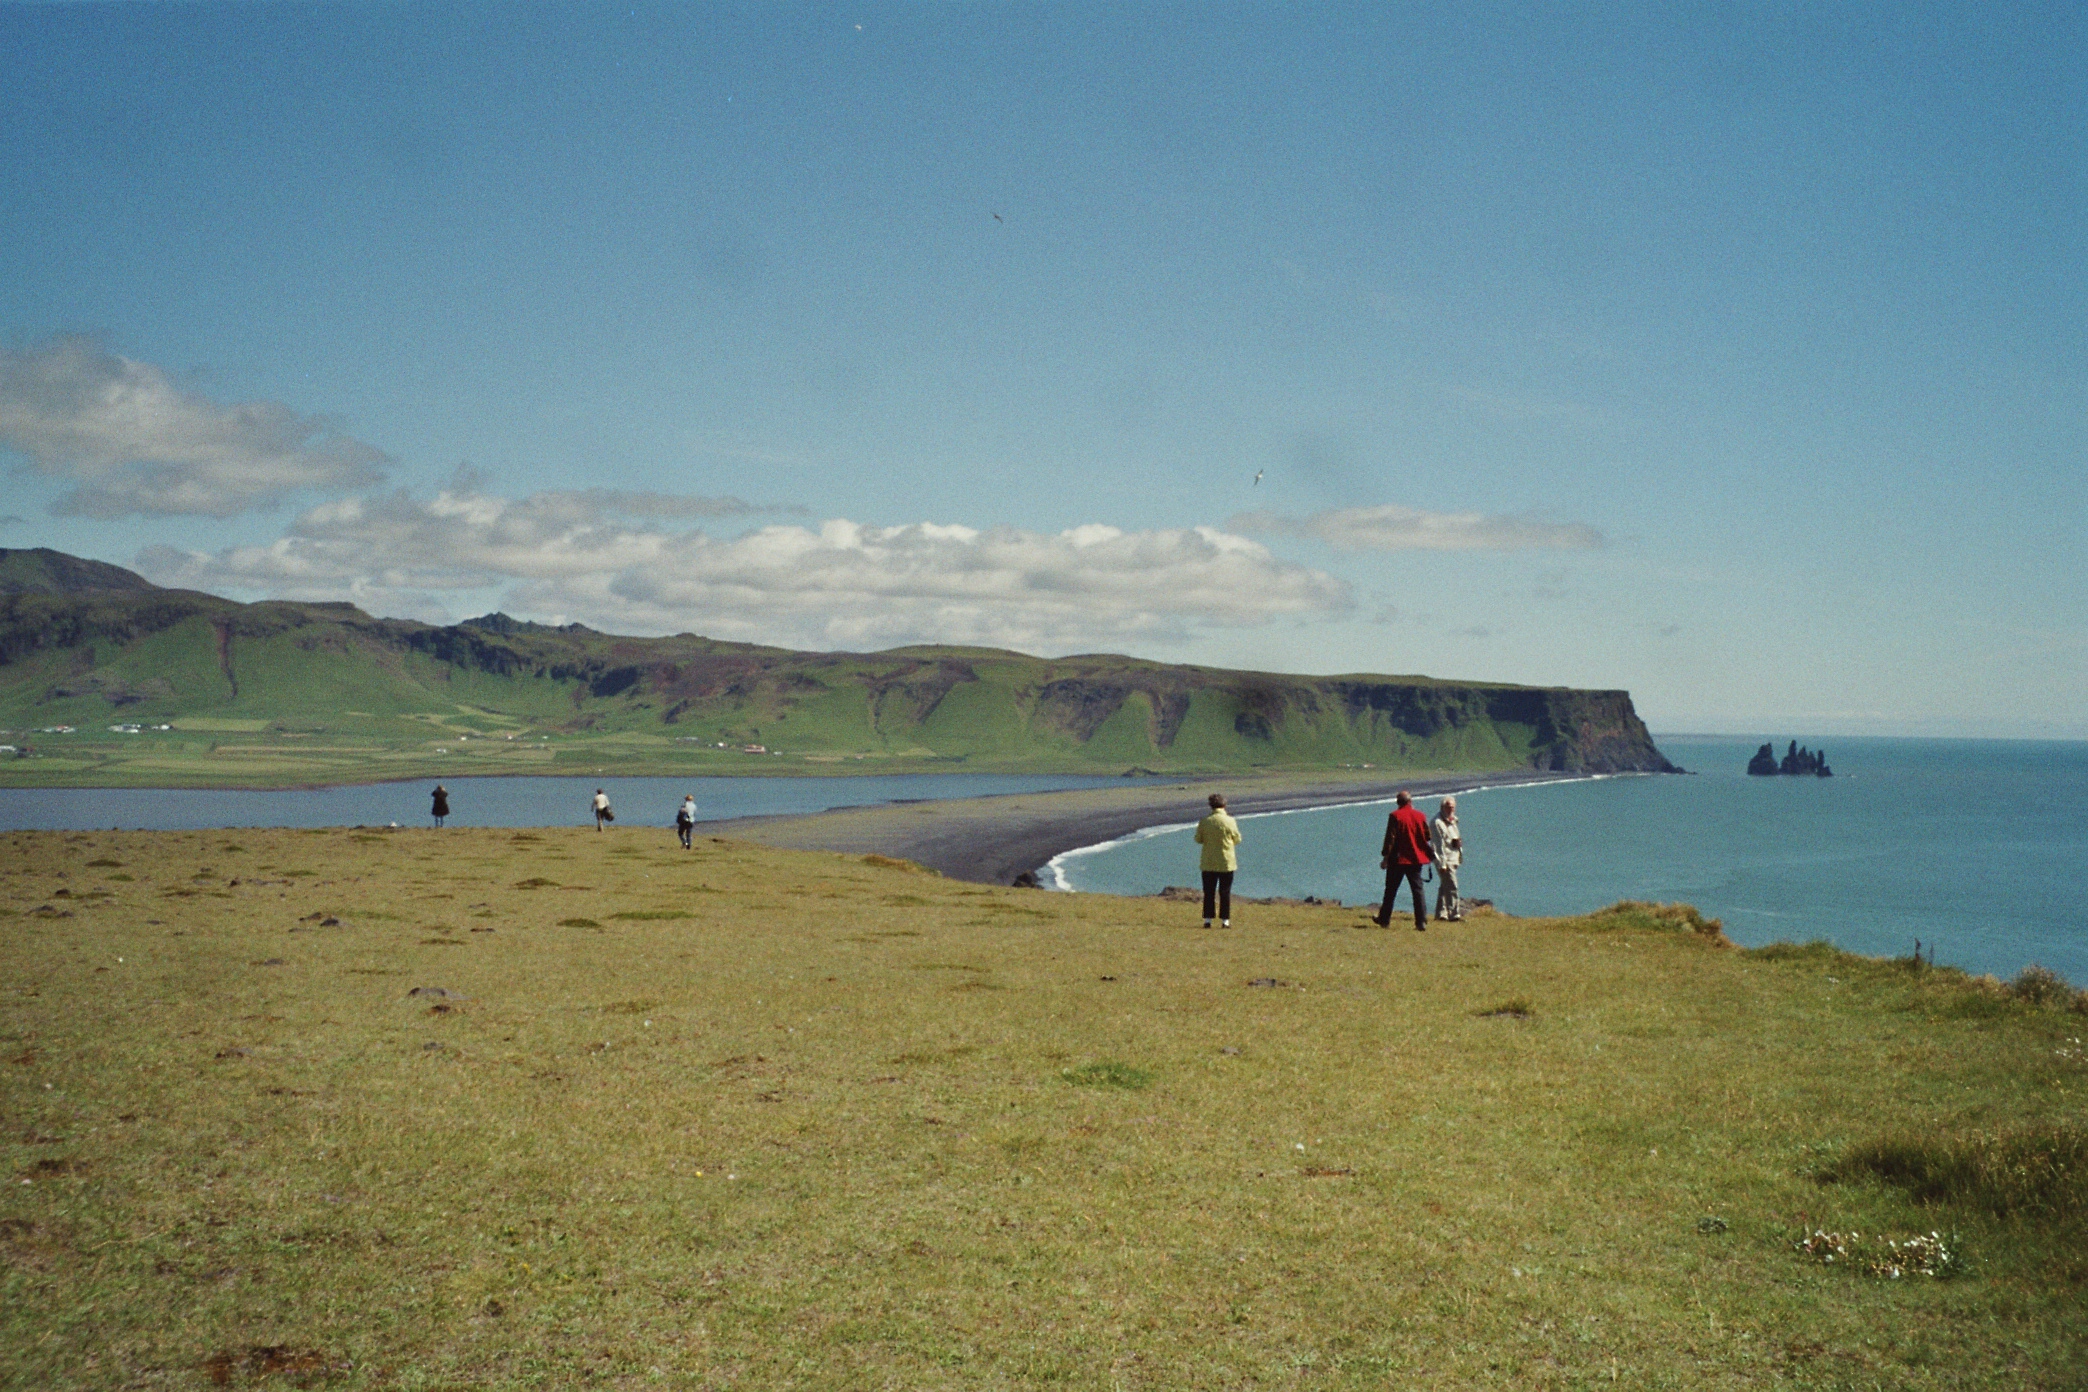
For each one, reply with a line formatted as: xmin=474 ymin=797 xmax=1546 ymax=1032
xmin=1044 ymin=773 xmax=1627 ymax=892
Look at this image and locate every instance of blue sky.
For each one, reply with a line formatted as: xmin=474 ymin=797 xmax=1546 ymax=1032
xmin=2 ymin=2 xmax=2081 ymax=737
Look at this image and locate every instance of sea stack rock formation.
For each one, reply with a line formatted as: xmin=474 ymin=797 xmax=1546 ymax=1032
xmin=1748 ymin=741 xmax=1832 ymax=777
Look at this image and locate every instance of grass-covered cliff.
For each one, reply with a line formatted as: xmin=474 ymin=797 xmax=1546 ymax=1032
xmin=0 ymin=548 xmax=1676 ymax=785
xmin=2 ymin=828 xmax=2081 ymax=1386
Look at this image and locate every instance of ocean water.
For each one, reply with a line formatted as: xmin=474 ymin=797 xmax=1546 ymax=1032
xmin=1052 ymin=737 xmax=2088 ymax=984
xmin=0 ymin=772 xmax=1122 ymax=834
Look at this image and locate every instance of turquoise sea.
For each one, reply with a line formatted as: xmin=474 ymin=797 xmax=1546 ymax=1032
xmin=1052 ymin=737 xmax=2088 ymax=985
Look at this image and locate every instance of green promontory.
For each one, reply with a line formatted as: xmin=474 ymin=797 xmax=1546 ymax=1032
xmin=0 ymin=549 xmax=1676 ymax=785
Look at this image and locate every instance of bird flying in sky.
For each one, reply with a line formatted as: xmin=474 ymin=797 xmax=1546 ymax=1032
xmin=1253 ymin=469 xmax=1264 ymax=486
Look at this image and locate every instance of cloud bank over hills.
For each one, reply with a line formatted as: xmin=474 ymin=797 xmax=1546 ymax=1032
xmin=139 ymin=483 xmax=1355 ymax=652
xmin=5 ymin=342 xmax=1601 ymax=654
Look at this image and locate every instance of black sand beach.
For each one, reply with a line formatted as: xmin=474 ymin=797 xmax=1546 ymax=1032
xmin=707 ymin=768 xmax=1575 ymax=886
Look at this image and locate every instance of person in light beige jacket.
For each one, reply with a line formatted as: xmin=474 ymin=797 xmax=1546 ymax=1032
xmin=1429 ymin=797 xmax=1464 ymax=922
xmin=1193 ymin=793 xmax=1242 ymax=928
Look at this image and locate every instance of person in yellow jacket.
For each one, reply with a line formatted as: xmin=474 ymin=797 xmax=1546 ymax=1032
xmin=1193 ymin=792 xmax=1243 ymax=928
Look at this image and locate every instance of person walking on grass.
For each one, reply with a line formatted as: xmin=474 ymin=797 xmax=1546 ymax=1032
xmin=1194 ymin=792 xmax=1243 ymax=929
xmin=592 ymin=787 xmax=613 ymax=831
xmin=1374 ymin=789 xmax=1433 ymax=931
xmin=1430 ymin=796 xmax=1464 ymax=922
xmin=675 ymin=793 xmax=697 ymax=849
xmin=430 ymin=784 xmax=449 ymax=828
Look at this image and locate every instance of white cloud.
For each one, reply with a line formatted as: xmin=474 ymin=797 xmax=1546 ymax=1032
xmin=138 ymin=484 xmax=1352 ymax=652
xmin=1230 ymin=504 xmax=1605 ymax=552
xmin=0 ymin=336 xmax=390 ymax=516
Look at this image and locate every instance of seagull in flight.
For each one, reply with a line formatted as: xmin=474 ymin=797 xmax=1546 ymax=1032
xmin=992 ymin=211 xmax=1003 ymax=223
xmin=1252 ymin=469 xmax=1264 ymax=486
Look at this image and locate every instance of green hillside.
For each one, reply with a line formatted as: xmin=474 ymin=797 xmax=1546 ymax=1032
xmin=0 ymin=549 xmax=1677 ymax=786
xmin=0 ymin=546 xmax=160 ymax=595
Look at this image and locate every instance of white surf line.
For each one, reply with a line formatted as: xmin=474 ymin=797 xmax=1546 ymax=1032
xmin=1042 ymin=772 xmax=1642 ymax=892
xmin=1044 ymin=818 xmax=1204 ymax=890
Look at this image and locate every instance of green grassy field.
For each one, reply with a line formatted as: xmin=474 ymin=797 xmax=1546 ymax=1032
xmin=3 ymin=829 xmax=2083 ymax=1388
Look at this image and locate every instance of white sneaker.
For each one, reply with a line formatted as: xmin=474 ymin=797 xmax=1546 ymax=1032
xmin=1221 ymin=919 xmax=1231 ymax=928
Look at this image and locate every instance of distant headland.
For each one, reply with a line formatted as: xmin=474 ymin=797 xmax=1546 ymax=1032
xmin=1748 ymin=740 xmax=1832 ymax=777
xmin=0 ymin=546 xmax=1679 ymax=786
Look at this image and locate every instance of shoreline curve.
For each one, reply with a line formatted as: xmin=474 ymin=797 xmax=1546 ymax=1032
xmin=1041 ymin=771 xmax=1610 ymax=891
xmin=708 ymin=768 xmax=1589 ymax=887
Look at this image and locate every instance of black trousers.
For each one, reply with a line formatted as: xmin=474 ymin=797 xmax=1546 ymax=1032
xmin=676 ymin=818 xmax=693 ymax=848
xmin=1377 ymin=864 xmax=1428 ymax=926
xmin=1201 ymin=870 xmax=1234 ymax=921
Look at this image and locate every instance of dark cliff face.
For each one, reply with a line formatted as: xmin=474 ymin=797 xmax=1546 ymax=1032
xmin=0 ymin=555 xmax=1678 ymax=774
xmin=1033 ymin=678 xmax=1136 ymax=742
xmin=1519 ymin=689 xmax=1679 ymax=774
xmin=1332 ymin=681 xmax=1478 ymax=735
xmin=0 ymin=588 xmax=236 ymax=665
xmin=1318 ymin=682 xmax=1674 ymax=773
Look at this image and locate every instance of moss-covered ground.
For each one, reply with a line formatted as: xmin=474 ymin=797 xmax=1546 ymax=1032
xmin=2 ymin=829 xmax=2082 ymax=1388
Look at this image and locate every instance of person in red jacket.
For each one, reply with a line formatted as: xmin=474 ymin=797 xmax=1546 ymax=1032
xmin=1373 ymin=789 xmax=1433 ymax=931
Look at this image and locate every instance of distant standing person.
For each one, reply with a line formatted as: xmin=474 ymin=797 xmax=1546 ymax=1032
xmin=1430 ymin=797 xmax=1464 ymax=922
xmin=592 ymin=788 xmax=613 ymax=831
xmin=675 ymin=793 xmax=697 ymax=849
xmin=430 ymin=784 xmax=449 ymax=828
xmin=1373 ymin=789 xmax=1433 ymax=931
xmin=1193 ymin=793 xmax=1243 ymax=929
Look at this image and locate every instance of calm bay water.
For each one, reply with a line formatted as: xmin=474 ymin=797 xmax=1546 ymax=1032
xmin=1052 ymin=737 xmax=2088 ymax=984
xmin=0 ymin=773 xmax=1121 ymax=834
xmin=7 ymin=741 xmax=2080 ymax=982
